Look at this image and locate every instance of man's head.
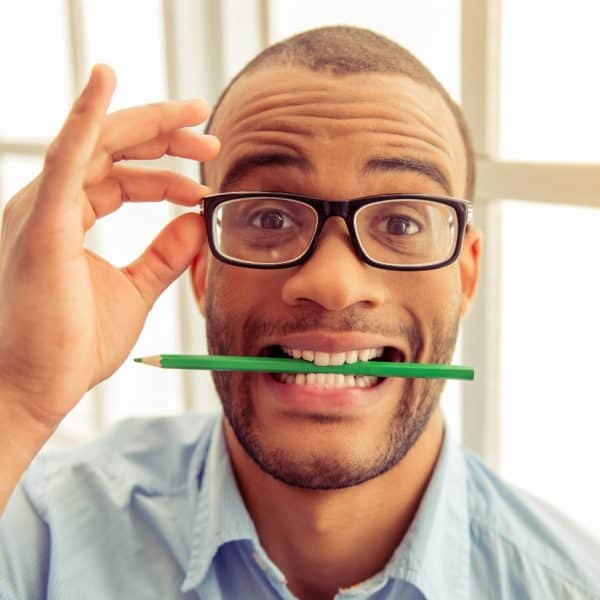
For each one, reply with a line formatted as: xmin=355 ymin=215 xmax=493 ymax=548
xmin=191 ymin=26 xmax=480 ymax=489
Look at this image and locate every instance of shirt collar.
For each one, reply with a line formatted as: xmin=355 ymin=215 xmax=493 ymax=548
xmin=181 ymin=416 xmax=471 ymax=599
xmin=380 ymin=425 xmax=471 ymax=599
xmin=181 ymin=414 xmax=259 ymax=593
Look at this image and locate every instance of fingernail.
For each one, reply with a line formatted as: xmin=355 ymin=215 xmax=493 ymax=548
xmin=184 ymin=98 xmax=209 ymax=110
xmin=204 ymin=134 xmax=220 ymax=149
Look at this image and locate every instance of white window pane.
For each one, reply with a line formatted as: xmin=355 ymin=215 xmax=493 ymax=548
xmin=500 ymin=0 xmax=600 ymax=162
xmin=442 ymin=333 xmax=463 ymax=441
xmin=499 ymin=200 xmax=600 ymax=538
xmin=268 ymin=0 xmax=461 ymax=101
xmin=82 ymin=0 xmax=167 ymax=110
xmin=0 ymin=154 xmax=43 ymax=207
xmin=0 ymin=1 xmax=71 ymax=140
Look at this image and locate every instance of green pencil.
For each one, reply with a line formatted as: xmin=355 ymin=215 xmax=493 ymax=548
xmin=134 ymin=354 xmax=474 ymax=381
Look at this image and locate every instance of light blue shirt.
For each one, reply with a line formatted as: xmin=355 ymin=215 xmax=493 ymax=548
xmin=1 ymin=413 xmax=599 ymax=599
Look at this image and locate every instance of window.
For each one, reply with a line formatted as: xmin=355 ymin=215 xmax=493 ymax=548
xmin=499 ymin=200 xmax=600 ymax=534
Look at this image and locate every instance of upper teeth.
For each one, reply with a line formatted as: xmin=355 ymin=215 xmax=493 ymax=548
xmin=281 ymin=347 xmax=384 ymax=365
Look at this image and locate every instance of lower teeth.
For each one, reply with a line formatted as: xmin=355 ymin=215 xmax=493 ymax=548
xmin=273 ymin=372 xmax=378 ymax=388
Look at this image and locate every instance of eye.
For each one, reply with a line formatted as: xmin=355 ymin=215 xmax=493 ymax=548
xmin=249 ymin=209 xmax=295 ymax=230
xmin=375 ymin=215 xmax=420 ymax=236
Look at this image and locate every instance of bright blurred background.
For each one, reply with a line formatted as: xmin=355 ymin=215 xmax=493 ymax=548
xmin=0 ymin=0 xmax=598 ymax=537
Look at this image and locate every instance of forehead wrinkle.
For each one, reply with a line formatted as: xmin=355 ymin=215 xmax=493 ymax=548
xmin=225 ymin=85 xmax=449 ymax=132
xmin=368 ymin=131 xmax=455 ymax=169
xmin=392 ymin=97 xmax=463 ymax=175
xmin=233 ymin=131 xmax=314 ymax=150
xmin=224 ymin=70 xmax=450 ymax=116
xmin=225 ymin=82 xmax=403 ymax=125
xmin=216 ymin=69 xmax=461 ymax=151
xmin=231 ymin=113 xmax=452 ymax=157
xmin=232 ymin=100 xmax=445 ymax=131
xmin=225 ymin=94 xmax=452 ymax=155
xmin=228 ymin=119 xmax=316 ymax=140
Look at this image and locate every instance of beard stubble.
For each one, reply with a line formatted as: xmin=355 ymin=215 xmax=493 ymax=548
xmin=205 ymin=289 xmax=459 ymax=490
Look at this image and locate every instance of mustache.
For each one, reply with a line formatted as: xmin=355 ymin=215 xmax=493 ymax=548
xmin=241 ymin=307 xmax=423 ymax=358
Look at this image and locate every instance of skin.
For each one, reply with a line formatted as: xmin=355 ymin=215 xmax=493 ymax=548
xmin=191 ymin=66 xmax=481 ymax=600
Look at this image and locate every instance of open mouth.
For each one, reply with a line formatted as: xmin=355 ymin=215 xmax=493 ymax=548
xmin=263 ymin=345 xmax=405 ymax=390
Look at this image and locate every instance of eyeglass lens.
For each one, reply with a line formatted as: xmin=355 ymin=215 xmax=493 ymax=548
xmin=212 ymin=197 xmax=458 ymax=267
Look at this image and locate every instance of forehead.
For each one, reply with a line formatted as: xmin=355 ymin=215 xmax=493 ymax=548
xmin=207 ymin=66 xmax=467 ymax=196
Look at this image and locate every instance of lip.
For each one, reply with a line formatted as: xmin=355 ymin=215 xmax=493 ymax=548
xmin=252 ymin=329 xmax=409 ymax=416
xmin=260 ymin=371 xmax=397 ymax=414
xmin=255 ymin=330 xmax=410 ymax=361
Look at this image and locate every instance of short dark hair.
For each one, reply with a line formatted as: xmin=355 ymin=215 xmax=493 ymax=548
xmin=202 ymin=25 xmax=475 ymax=199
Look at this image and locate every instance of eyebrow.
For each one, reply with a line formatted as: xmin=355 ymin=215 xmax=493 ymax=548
xmin=219 ymin=152 xmax=453 ymax=196
xmin=220 ymin=153 xmax=311 ymax=191
xmin=362 ymin=157 xmax=452 ymax=195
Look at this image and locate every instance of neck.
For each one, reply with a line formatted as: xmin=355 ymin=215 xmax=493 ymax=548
xmin=225 ymin=408 xmax=445 ymax=600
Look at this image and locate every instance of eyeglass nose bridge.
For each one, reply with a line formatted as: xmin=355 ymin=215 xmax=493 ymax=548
xmin=315 ymin=200 xmax=356 ymax=240
xmin=322 ymin=200 xmax=352 ymax=218
xmin=316 ymin=200 xmax=357 ymax=239
xmin=307 ymin=199 xmax=366 ymax=263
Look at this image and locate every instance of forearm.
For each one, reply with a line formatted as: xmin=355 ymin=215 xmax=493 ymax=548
xmin=0 ymin=387 xmax=57 ymax=516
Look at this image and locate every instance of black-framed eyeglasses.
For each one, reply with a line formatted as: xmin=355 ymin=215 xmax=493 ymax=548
xmin=199 ymin=192 xmax=473 ymax=271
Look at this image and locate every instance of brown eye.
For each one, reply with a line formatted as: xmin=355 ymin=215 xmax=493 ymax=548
xmin=377 ymin=215 xmax=420 ymax=235
xmin=250 ymin=210 xmax=293 ymax=229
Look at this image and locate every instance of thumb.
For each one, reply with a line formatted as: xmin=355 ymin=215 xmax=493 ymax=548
xmin=122 ymin=212 xmax=206 ymax=307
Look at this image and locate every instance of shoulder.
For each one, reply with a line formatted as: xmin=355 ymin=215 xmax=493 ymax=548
xmin=21 ymin=411 xmax=221 ymax=517
xmin=462 ymin=448 xmax=600 ymax=598
xmin=2 ymin=413 xmax=221 ymax=598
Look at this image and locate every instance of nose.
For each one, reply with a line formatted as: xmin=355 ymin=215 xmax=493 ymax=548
xmin=281 ymin=218 xmax=387 ymax=311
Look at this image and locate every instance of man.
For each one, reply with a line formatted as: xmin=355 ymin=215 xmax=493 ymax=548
xmin=0 ymin=26 xmax=598 ymax=600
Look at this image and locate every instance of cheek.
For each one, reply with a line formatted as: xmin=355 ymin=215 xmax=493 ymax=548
xmin=388 ymin=269 xmax=462 ymax=316
xmin=206 ymin=260 xmax=284 ymax=321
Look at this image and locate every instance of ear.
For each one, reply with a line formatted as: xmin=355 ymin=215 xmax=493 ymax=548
xmin=458 ymin=226 xmax=482 ymax=318
xmin=189 ymin=240 xmax=209 ymax=317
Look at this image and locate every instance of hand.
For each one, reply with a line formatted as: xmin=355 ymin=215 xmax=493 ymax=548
xmin=0 ymin=64 xmax=219 ymax=430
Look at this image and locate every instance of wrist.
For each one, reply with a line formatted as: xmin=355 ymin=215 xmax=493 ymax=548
xmin=0 ymin=381 xmax=59 ymax=458
xmin=0 ymin=387 xmax=59 ymax=516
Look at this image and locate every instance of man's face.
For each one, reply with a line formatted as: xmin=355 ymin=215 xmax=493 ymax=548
xmin=193 ymin=66 xmax=479 ymax=489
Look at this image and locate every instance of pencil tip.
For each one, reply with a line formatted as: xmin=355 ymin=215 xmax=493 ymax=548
xmin=133 ymin=355 xmax=162 ymax=367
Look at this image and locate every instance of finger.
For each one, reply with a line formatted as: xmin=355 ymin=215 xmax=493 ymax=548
xmin=122 ymin=212 xmax=206 ymax=308
xmin=98 ymin=99 xmax=210 ymax=158
xmin=37 ymin=64 xmax=116 ymax=212
xmin=110 ymin=130 xmax=220 ymax=163
xmin=83 ymin=165 xmax=209 ymax=229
